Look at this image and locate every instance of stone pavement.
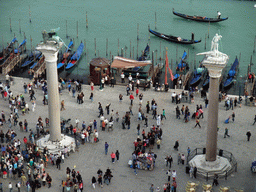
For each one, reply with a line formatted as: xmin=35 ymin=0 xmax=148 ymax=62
xmin=0 ymin=76 xmax=255 ymax=192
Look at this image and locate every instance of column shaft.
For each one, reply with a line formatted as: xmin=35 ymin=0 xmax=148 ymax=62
xmin=46 ymin=53 xmax=61 ymax=141
xmin=206 ymin=77 xmax=219 ymax=161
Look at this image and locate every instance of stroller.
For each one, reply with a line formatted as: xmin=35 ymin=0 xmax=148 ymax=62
xmin=251 ymin=160 xmax=256 ymax=173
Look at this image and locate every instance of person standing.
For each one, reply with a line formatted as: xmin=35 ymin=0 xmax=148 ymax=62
xmin=168 ymin=155 xmax=173 ymax=168
xmin=193 ymin=166 xmax=197 ymax=178
xmin=166 ymin=170 xmax=172 ymax=182
xmin=212 ymin=174 xmax=219 ymax=186
xmin=92 ymin=176 xmax=97 ymax=189
xmin=156 ymin=138 xmax=161 ymax=149
xmin=89 ymin=92 xmax=93 ymax=102
xmin=121 ymin=72 xmax=125 ymax=83
xmin=119 ymin=94 xmax=123 ymax=103
xmin=115 ymin=150 xmax=120 ymax=161
xmin=133 ymin=161 xmax=138 ymax=175
xmin=137 ymin=124 xmax=140 ymax=135
xmin=187 ymin=147 xmax=191 ymax=156
xmin=110 ymin=152 xmax=116 ymax=163
xmin=246 ymin=130 xmax=251 ymax=141
xmin=162 ymin=109 xmax=166 ymax=119
xmin=177 ymin=154 xmax=181 ymax=165
xmin=173 ymin=140 xmax=179 ymax=151
xmin=189 ymin=167 xmax=194 ymax=178
xmin=232 ymin=112 xmax=235 ymax=122
xmin=8 ymin=182 xmax=13 ymax=192
xmin=60 ymin=100 xmax=65 ymax=111
xmin=205 ymin=98 xmax=209 ymax=108
xmin=130 ymin=93 xmax=134 ymax=105
xmin=224 ymin=128 xmax=230 ymax=138
xmin=105 ymin=142 xmax=109 ymax=155
xmin=149 ymin=184 xmax=154 ymax=192
xmin=144 ymin=116 xmax=148 ymax=128
xmin=46 ymin=174 xmax=52 ymax=188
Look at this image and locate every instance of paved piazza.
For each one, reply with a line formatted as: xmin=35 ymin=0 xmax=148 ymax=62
xmin=0 ymin=76 xmax=255 ymax=191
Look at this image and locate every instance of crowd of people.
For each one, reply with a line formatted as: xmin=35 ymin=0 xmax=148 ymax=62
xmin=0 ymin=72 xmax=255 ymax=192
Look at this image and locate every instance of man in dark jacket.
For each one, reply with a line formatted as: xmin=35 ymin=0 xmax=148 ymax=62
xmin=56 ymin=156 xmax=61 ymax=170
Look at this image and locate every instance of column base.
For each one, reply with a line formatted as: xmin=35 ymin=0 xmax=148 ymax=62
xmin=36 ymin=134 xmax=76 ymax=154
xmin=189 ymin=155 xmax=232 ymax=178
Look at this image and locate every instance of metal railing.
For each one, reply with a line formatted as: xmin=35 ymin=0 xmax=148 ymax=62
xmin=187 ymin=148 xmax=237 ymax=181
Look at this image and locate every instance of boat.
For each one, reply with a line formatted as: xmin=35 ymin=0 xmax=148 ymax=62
xmin=0 ymin=37 xmax=18 ymax=62
xmin=172 ymin=9 xmax=228 ymax=23
xmin=190 ymin=67 xmax=205 ymax=86
xmin=57 ymin=40 xmax=73 ymax=69
xmin=202 ymin=73 xmax=209 ymax=88
xmin=21 ymin=51 xmax=41 ymax=68
xmin=223 ymin=57 xmax=239 ymax=88
xmin=123 ymin=44 xmax=150 ymax=78
xmin=30 ymin=54 xmax=43 ymax=69
xmin=14 ymin=39 xmax=27 ymax=53
xmin=66 ymin=42 xmax=84 ymax=70
xmin=149 ymin=29 xmax=201 ymax=45
xmin=173 ymin=51 xmax=189 ymax=81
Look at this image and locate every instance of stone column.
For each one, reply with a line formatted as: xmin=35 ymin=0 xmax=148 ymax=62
xmin=205 ymin=67 xmax=222 ymax=161
xmin=37 ymin=41 xmax=62 ymax=141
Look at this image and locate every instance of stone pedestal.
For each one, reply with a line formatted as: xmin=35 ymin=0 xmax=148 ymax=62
xmin=189 ymin=155 xmax=232 ymax=177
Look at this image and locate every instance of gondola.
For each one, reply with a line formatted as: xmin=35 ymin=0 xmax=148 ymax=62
xmin=0 ymin=37 xmax=18 ymax=62
xmin=172 ymin=9 xmax=228 ymax=23
xmin=21 ymin=51 xmax=41 ymax=68
xmin=173 ymin=51 xmax=189 ymax=81
xmin=14 ymin=39 xmax=27 ymax=53
xmin=223 ymin=57 xmax=239 ymax=89
xmin=202 ymin=73 xmax=209 ymax=88
xmin=149 ymin=29 xmax=201 ymax=45
xmin=190 ymin=67 xmax=205 ymax=86
xmin=66 ymin=41 xmax=84 ymax=70
xmin=30 ymin=54 xmax=43 ymax=69
xmin=123 ymin=44 xmax=150 ymax=78
xmin=57 ymin=40 xmax=74 ymax=69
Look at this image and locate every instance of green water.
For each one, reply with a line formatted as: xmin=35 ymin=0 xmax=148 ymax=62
xmin=0 ymin=0 xmax=255 ymax=85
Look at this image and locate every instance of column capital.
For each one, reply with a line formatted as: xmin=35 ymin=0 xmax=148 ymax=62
xmin=36 ymin=41 xmax=63 ymax=62
xmin=206 ymin=64 xmax=225 ymax=78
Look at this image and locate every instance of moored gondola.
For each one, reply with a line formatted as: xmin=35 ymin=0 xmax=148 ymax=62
xmin=223 ymin=57 xmax=239 ymax=89
xmin=149 ymin=29 xmax=201 ymax=45
xmin=172 ymin=9 xmax=228 ymax=23
xmin=66 ymin=41 xmax=84 ymax=70
xmin=57 ymin=39 xmax=73 ymax=69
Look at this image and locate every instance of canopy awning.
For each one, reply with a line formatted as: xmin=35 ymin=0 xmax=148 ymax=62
xmin=111 ymin=56 xmax=151 ymax=69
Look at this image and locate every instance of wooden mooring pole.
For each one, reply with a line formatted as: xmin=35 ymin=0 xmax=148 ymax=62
xmin=77 ymin=21 xmax=78 ymax=38
xmin=106 ymin=38 xmax=108 ymax=57
xmin=253 ymin=35 xmax=256 ymax=54
xmin=9 ymin=18 xmax=12 ymax=32
xmin=94 ymin=38 xmax=96 ymax=56
xmin=205 ymin=34 xmax=207 ymax=50
xmin=66 ymin=20 xmax=68 ymax=38
xmin=29 ymin=6 xmax=31 ymax=23
xmin=176 ymin=45 xmax=178 ymax=64
xmin=30 ymin=35 xmax=32 ymax=51
xmin=137 ymin=23 xmax=139 ymax=41
xmin=137 ymin=37 xmax=139 ymax=59
xmin=118 ymin=38 xmax=119 ymax=56
xmin=133 ymin=46 xmax=134 ymax=60
xmin=160 ymin=41 xmax=161 ymax=61
xmin=155 ymin=12 xmax=157 ymax=30
xmin=19 ymin=19 xmax=21 ymax=34
xmin=84 ymin=39 xmax=86 ymax=55
xmin=130 ymin=40 xmax=131 ymax=58
xmin=86 ymin=11 xmax=88 ymax=28
xmin=208 ymin=21 xmax=210 ymax=38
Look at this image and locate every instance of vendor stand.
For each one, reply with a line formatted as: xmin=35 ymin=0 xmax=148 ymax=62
xmin=88 ymin=57 xmax=111 ymax=85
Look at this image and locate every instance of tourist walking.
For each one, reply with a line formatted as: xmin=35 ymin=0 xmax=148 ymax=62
xmin=252 ymin=115 xmax=256 ymax=125
xmin=194 ymin=118 xmax=201 ymax=128
xmin=193 ymin=166 xmax=197 ymax=178
xmin=60 ymin=100 xmax=65 ymax=111
xmin=224 ymin=128 xmax=230 ymax=138
xmin=137 ymin=124 xmax=140 ymax=135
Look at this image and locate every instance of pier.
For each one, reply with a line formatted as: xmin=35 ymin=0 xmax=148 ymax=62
xmin=33 ymin=55 xmax=45 ymax=78
xmin=1 ymin=53 xmax=22 ymax=75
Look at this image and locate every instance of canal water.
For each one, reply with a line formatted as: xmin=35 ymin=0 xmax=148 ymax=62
xmin=0 ymin=0 xmax=255 ymax=93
